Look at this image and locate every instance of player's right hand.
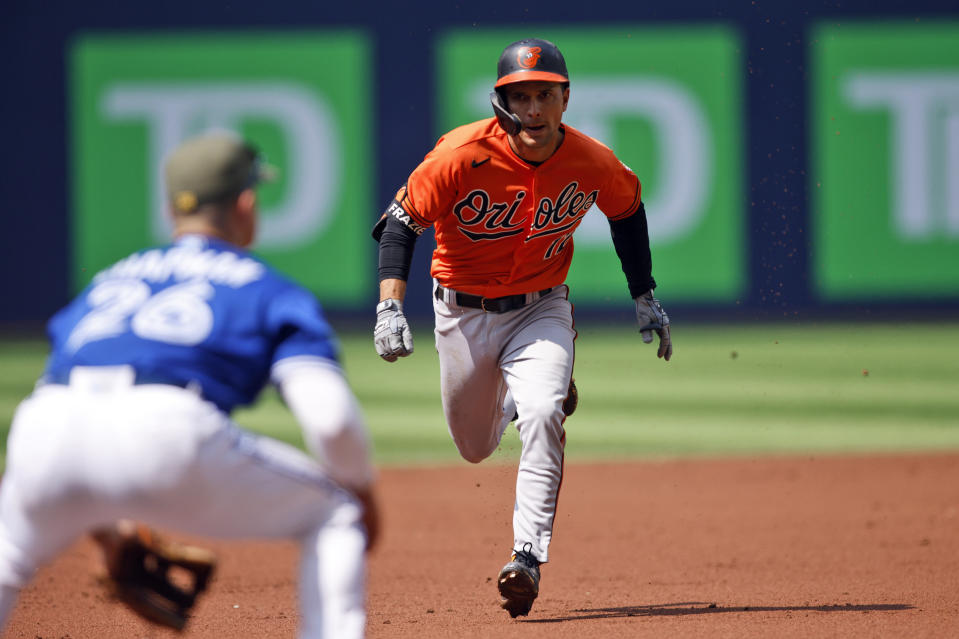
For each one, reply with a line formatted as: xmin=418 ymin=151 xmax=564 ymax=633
xmin=374 ymin=298 xmax=414 ymax=362
xmin=634 ymin=290 xmax=672 ymax=361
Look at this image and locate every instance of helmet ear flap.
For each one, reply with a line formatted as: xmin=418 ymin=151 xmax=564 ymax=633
xmin=490 ymin=89 xmax=522 ymax=136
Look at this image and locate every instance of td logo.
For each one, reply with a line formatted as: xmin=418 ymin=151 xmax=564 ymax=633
xmin=71 ymin=33 xmax=373 ymax=303
xmin=844 ymin=72 xmax=959 ymax=238
xmin=812 ymin=22 xmax=959 ymax=299
xmin=102 ymin=84 xmax=341 ymax=247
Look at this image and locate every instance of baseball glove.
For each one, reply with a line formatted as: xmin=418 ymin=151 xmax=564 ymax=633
xmin=95 ymin=523 xmax=217 ymax=631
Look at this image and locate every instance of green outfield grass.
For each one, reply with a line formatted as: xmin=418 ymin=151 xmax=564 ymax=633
xmin=1 ymin=322 xmax=958 ymax=470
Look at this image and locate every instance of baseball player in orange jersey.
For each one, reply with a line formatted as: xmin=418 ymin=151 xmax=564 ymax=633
xmin=373 ymin=38 xmax=671 ymax=617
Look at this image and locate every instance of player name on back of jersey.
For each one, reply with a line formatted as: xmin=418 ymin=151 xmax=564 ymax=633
xmin=95 ymin=245 xmax=265 ymax=288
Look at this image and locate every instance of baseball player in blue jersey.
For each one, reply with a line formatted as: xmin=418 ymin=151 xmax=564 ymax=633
xmin=0 ymin=133 xmax=379 ymax=638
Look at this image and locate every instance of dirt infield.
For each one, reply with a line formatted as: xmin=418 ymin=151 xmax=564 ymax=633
xmin=5 ymin=453 xmax=959 ymax=638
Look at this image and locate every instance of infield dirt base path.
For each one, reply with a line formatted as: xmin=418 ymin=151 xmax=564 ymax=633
xmin=5 ymin=453 xmax=959 ymax=638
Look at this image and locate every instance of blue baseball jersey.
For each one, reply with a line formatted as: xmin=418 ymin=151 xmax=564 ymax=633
xmin=43 ymin=234 xmax=339 ymax=413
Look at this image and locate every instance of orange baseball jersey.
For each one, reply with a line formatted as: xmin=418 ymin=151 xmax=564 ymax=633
xmin=394 ymin=117 xmax=642 ymax=298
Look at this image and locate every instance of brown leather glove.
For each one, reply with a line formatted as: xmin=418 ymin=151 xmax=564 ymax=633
xmin=93 ymin=522 xmax=216 ymax=631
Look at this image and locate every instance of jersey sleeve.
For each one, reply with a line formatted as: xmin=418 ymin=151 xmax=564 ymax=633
xmin=402 ymin=138 xmax=461 ymax=228
xmin=264 ymin=284 xmax=340 ymax=370
xmin=597 ymin=154 xmax=642 ymax=222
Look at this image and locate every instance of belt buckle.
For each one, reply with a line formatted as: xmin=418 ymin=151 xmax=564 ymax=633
xmin=480 ymin=296 xmax=492 ymax=312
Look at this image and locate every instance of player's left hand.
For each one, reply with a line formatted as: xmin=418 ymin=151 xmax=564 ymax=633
xmin=634 ymin=290 xmax=672 ymax=361
xmin=374 ymin=298 xmax=414 ymax=361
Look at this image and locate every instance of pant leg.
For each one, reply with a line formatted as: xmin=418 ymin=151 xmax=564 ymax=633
xmin=0 ymin=479 xmax=95 ymax=629
xmin=127 ymin=395 xmax=369 ymax=639
xmin=0 ymin=389 xmax=106 ymax=580
xmin=433 ymin=290 xmax=513 ymax=463
xmin=0 ymin=385 xmax=368 ymax=639
xmin=298 ymin=510 xmax=367 ymax=639
xmin=434 ymin=285 xmax=575 ymax=563
xmin=500 ymin=289 xmax=575 ymax=563
xmin=166 ymin=424 xmax=369 ymax=639
xmin=0 ymin=391 xmax=116 ymax=628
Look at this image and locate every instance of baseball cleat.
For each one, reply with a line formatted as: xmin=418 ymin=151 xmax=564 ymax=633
xmin=497 ymin=542 xmax=540 ymax=618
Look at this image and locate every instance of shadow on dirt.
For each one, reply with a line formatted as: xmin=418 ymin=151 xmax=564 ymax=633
xmin=525 ymin=601 xmax=915 ymax=623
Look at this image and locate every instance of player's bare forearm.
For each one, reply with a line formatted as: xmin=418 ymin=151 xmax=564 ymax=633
xmin=379 ymin=278 xmax=407 ymax=303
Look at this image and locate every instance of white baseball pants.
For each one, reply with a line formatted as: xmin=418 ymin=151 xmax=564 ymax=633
xmin=0 ymin=381 xmax=366 ymax=639
xmin=433 ymin=284 xmax=575 ymax=563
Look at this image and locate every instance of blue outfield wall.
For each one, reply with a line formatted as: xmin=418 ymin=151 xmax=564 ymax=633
xmin=1 ymin=1 xmax=958 ymax=328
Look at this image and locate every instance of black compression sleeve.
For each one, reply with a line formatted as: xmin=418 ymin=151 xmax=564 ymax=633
xmin=377 ymin=213 xmax=419 ymax=282
xmin=608 ymin=202 xmax=657 ymax=298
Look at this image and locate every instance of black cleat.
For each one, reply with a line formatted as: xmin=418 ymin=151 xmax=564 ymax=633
xmin=497 ymin=542 xmax=540 ymax=618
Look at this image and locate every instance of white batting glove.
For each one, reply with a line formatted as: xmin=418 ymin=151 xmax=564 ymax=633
xmin=634 ymin=290 xmax=672 ymax=361
xmin=374 ymin=299 xmax=414 ymax=362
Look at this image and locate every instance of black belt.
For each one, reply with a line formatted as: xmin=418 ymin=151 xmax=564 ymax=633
xmin=435 ymin=285 xmax=552 ymax=313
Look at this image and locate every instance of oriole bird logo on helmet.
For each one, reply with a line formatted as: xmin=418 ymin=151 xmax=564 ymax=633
xmin=517 ymin=46 xmax=542 ymax=69
xmin=494 ymin=38 xmax=569 ymax=89
xmin=490 ymin=38 xmax=571 ymax=135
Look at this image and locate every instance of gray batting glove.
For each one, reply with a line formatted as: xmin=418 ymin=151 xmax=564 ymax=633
xmin=374 ymin=298 xmax=414 ymax=362
xmin=634 ymin=290 xmax=673 ymax=361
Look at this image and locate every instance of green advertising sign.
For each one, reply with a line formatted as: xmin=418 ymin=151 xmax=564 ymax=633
xmin=812 ymin=22 xmax=959 ymax=300
xmin=71 ymin=32 xmax=372 ymax=303
xmin=437 ymin=27 xmax=745 ymax=303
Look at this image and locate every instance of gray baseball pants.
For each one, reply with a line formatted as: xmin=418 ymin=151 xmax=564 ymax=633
xmin=433 ymin=283 xmax=575 ymax=563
